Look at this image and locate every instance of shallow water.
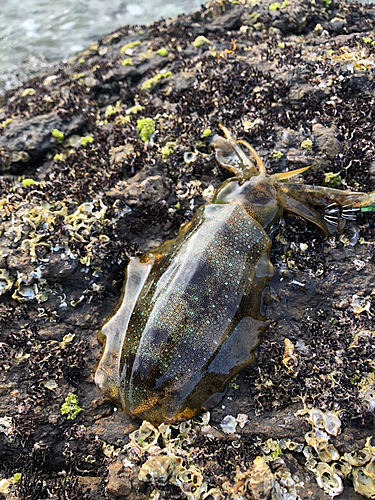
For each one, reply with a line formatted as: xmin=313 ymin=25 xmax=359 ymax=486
xmin=0 ymin=0 xmax=204 ymax=74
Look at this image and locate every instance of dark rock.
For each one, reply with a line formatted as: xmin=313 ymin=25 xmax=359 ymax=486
xmin=312 ymin=123 xmax=341 ymax=161
xmin=0 ymin=112 xmax=85 ymax=172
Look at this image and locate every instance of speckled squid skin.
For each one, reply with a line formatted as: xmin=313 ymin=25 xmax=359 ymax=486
xmin=96 ymin=126 xmax=375 ymax=425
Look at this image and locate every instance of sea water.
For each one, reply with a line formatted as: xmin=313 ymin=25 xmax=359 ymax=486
xmin=0 ymin=0 xmax=205 ymax=74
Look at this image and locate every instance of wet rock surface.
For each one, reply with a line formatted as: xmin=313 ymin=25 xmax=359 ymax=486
xmin=0 ymin=0 xmax=375 ymax=498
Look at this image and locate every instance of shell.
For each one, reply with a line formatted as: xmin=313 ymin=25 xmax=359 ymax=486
xmin=323 ymin=412 xmax=341 ymax=437
xmin=352 ymin=467 xmax=375 ymax=498
xmin=129 ymin=420 xmax=159 ymax=452
xmin=316 ymin=442 xmax=340 ymax=463
xmin=220 ymin=415 xmax=237 ymax=434
xmin=282 ymin=338 xmax=300 ymax=377
xmin=343 ymin=449 xmax=372 ymax=467
xmin=250 ymin=456 xmax=274 ymax=500
xmin=315 ymin=463 xmax=344 ymax=497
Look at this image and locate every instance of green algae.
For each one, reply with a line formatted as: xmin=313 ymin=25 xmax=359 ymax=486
xmin=54 ymin=153 xmax=65 ymax=162
xmin=20 ymin=178 xmax=37 ymax=187
xmin=81 ymin=136 xmax=94 ymax=146
xmin=271 ymin=150 xmax=283 ymax=160
xmin=121 ymin=58 xmax=134 ymax=66
xmin=323 ymin=172 xmax=342 ymax=187
xmin=141 ymin=71 xmax=172 ymax=90
xmin=301 ymin=138 xmax=313 ymax=150
xmin=105 ymin=101 xmax=122 ymax=118
xmin=156 ymin=48 xmax=168 ymax=56
xmin=1 ymin=118 xmax=14 ymax=128
xmin=137 ymin=118 xmax=155 ymax=142
xmin=21 ymin=88 xmax=36 ymax=97
xmin=60 ymin=393 xmax=83 ymax=420
xmin=120 ymin=40 xmax=140 ymax=53
xmin=192 ymin=36 xmax=210 ymax=48
xmin=51 ymin=129 xmax=64 ymax=143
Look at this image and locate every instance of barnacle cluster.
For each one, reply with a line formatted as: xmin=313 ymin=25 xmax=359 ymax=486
xmin=129 ymin=420 xmax=207 ymax=500
xmin=117 ymin=414 xmax=306 ymax=500
xmin=0 ymin=197 xmax=108 ymax=303
xmin=296 ymin=408 xmax=375 ymax=498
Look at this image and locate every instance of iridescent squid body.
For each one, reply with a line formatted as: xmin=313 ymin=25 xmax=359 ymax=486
xmin=96 ymin=126 xmax=375 ymax=425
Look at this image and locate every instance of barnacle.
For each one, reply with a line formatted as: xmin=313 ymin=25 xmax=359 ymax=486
xmin=139 ymin=455 xmax=181 ymax=483
xmin=315 ymin=463 xmax=343 ymax=497
xmin=323 ymin=412 xmax=341 ymax=437
xmin=278 ymin=438 xmax=304 ymax=453
xmin=11 ymin=277 xmax=51 ymax=303
xmin=306 ymin=409 xmax=341 ymax=436
xmin=64 ymin=200 xmax=107 ymax=243
xmin=250 ymin=456 xmax=274 ymax=500
xmin=20 ymin=234 xmax=50 ymax=262
xmin=129 ymin=421 xmax=160 ymax=452
xmin=307 ymin=409 xmax=325 ymax=429
xmin=273 ymin=468 xmax=304 ymax=499
xmin=352 ymin=467 xmax=375 ymax=498
xmin=305 ymin=429 xmax=340 ymax=463
xmin=316 ymin=442 xmax=340 ymax=463
xmin=331 ymin=461 xmax=352 ymax=478
xmin=0 ymin=269 xmax=14 ymax=295
xmin=183 ymin=151 xmax=197 ymax=163
xmin=344 ymin=449 xmax=372 ymax=467
xmin=134 ymin=421 xmax=207 ymax=499
xmin=174 ymin=467 xmax=206 ymax=500
xmin=281 ymin=338 xmax=299 ymax=377
xmin=358 ymin=373 xmax=375 ymax=411
xmin=20 ymin=202 xmax=67 ymax=231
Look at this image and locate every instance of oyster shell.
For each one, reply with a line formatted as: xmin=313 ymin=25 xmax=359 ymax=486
xmin=250 ymin=456 xmax=274 ymax=500
xmin=316 ymin=442 xmax=340 ymax=463
xmin=323 ymin=412 xmax=341 ymax=437
xmin=352 ymin=467 xmax=375 ymax=499
xmin=315 ymin=463 xmax=343 ymax=497
xmin=282 ymin=338 xmax=300 ymax=377
xmin=138 ymin=455 xmax=179 ymax=483
xmin=343 ymin=449 xmax=371 ymax=467
xmin=129 ymin=420 xmax=159 ymax=452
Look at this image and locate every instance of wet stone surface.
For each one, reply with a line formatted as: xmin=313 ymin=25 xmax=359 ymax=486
xmin=0 ymin=0 xmax=375 ymax=498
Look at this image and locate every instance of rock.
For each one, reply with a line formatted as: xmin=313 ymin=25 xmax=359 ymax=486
xmin=114 ymin=164 xmax=173 ymax=209
xmin=329 ymin=16 xmax=346 ymax=33
xmin=0 ymin=112 xmax=85 ymax=172
xmin=312 ymin=123 xmax=341 ymax=160
xmin=107 ymin=460 xmax=146 ymax=499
